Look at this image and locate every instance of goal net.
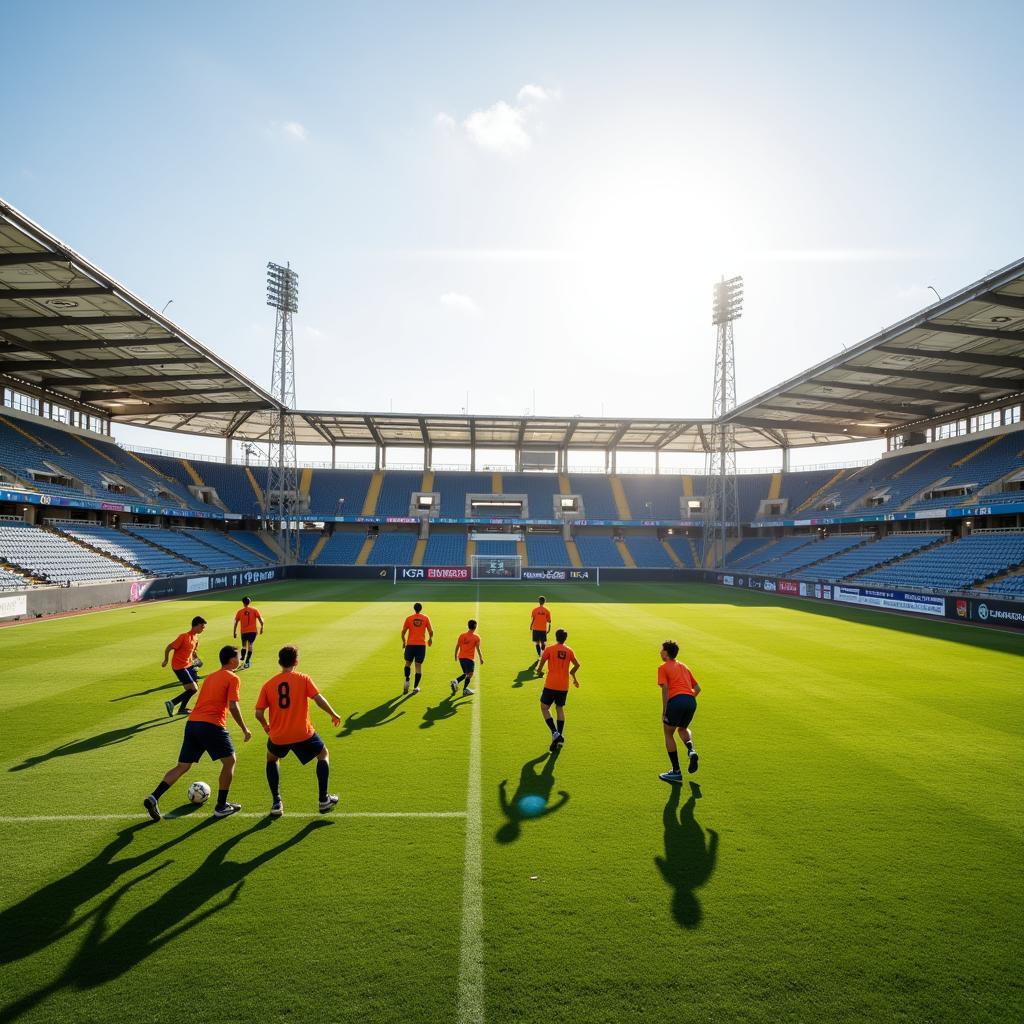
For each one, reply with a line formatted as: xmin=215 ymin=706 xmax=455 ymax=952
xmin=471 ymin=553 xmax=522 ymax=580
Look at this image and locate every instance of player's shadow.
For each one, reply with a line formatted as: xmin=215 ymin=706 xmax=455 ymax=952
xmin=337 ymin=694 xmax=411 ymax=738
xmin=420 ymin=693 xmax=471 ymax=729
xmin=655 ymin=782 xmax=718 ymax=929
xmin=496 ymin=750 xmax=569 ymax=844
xmin=512 ymin=664 xmax=539 ymax=688
xmin=7 ymin=719 xmax=174 ymax=772
xmin=0 ymin=818 xmax=331 ymax=1024
xmin=109 ymin=681 xmax=180 ymax=702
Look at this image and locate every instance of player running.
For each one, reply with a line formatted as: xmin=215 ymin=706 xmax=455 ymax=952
xmin=401 ymin=602 xmax=434 ymax=695
xmin=162 ymin=615 xmax=207 ymax=717
xmin=144 ymin=644 xmax=252 ymax=821
xmin=530 ymin=596 xmax=551 ymax=662
xmin=657 ymin=640 xmax=701 ymax=783
xmin=232 ymin=596 xmax=264 ymax=669
xmin=535 ymin=628 xmax=580 ymax=752
xmin=255 ymin=645 xmax=342 ymax=817
xmin=451 ymin=619 xmax=484 ymax=697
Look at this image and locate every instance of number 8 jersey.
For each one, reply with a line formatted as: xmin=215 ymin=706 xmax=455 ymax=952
xmin=255 ymin=670 xmax=320 ymax=744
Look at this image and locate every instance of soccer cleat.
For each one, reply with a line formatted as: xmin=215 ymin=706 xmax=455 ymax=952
xmin=451 ymin=679 xmax=458 ymax=695
xmin=270 ymin=800 xmax=284 ymax=818
xmin=213 ymin=802 xmax=242 ymax=818
xmin=688 ymin=752 xmax=699 ymax=774
xmin=143 ymin=795 xmax=161 ymax=822
xmin=403 ymin=680 xmax=410 ymax=695
xmin=549 ymin=731 xmax=562 ymax=753
xmin=413 ymin=686 xmax=420 ymax=694
xmin=319 ymin=794 xmax=340 ymax=813
xmin=659 ymin=770 xmax=683 ymax=784
xmin=177 ymin=708 xmax=191 ymax=716
xmin=164 ymin=699 xmax=175 ymax=717
xmin=462 ymin=687 xmax=475 ymax=696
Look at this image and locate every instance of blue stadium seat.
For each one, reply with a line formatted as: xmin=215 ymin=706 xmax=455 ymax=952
xmin=525 ymin=533 xmax=569 ymax=565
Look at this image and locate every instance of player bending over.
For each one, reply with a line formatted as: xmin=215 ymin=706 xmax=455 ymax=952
xmin=162 ymin=615 xmax=207 ymax=717
xmin=255 ymin=645 xmax=342 ymax=816
xmin=530 ymin=596 xmax=551 ymax=662
xmin=536 ymin=628 xmax=580 ymax=752
xmin=401 ymin=602 xmax=434 ymax=695
xmin=233 ymin=596 xmax=264 ymax=669
xmin=451 ymin=619 xmax=484 ymax=697
xmin=657 ymin=640 xmax=701 ymax=783
xmin=144 ymin=644 xmax=252 ymax=821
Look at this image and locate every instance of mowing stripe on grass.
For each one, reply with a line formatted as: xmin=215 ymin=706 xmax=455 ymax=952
xmin=0 ymin=811 xmax=468 ymax=823
xmin=457 ymin=585 xmax=484 ymax=1024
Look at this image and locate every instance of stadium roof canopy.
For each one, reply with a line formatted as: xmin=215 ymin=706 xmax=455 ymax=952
xmin=2 ymin=197 xmax=1022 ymax=454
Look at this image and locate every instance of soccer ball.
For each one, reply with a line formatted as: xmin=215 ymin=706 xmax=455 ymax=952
xmin=187 ymin=781 xmax=211 ymax=804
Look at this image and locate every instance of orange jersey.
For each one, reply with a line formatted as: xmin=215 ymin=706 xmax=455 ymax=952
xmin=658 ymin=660 xmax=699 ymax=699
xmin=255 ymin=671 xmax=320 ymax=745
xmin=169 ymin=631 xmax=200 ymax=671
xmin=456 ymin=631 xmax=481 ymax=661
xmin=530 ymin=606 xmax=551 ymax=631
xmin=189 ymin=668 xmax=241 ymax=729
xmin=234 ymin=606 xmax=262 ymax=633
xmin=539 ymin=643 xmax=577 ymax=691
xmin=403 ymin=614 xmax=432 ymax=645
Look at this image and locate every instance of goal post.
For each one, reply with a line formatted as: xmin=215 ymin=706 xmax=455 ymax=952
xmin=471 ymin=553 xmax=522 ymax=580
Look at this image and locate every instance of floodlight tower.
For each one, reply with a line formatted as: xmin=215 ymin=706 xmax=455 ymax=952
xmin=700 ymin=275 xmax=743 ymax=570
xmin=265 ymin=261 xmax=299 ymax=563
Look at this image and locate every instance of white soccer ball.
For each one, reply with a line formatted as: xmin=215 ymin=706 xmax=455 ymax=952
xmin=188 ymin=781 xmax=211 ymax=804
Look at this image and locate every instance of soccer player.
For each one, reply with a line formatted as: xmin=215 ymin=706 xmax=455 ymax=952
xmin=401 ymin=602 xmax=434 ymax=695
xmin=451 ymin=619 xmax=484 ymax=697
xmin=535 ymin=628 xmax=580 ymax=752
xmin=529 ymin=596 xmax=551 ymax=662
xmin=144 ymin=644 xmax=252 ymax=821
xmin=255 ymin=645 xmax=342 ymax=816
xmin=162 ymin=615 xmax=207 ymax=717
xmin=232 ymin=596 xmax=264 ymax=669
xmin=657 ymin=640 xmax=702 ymax=783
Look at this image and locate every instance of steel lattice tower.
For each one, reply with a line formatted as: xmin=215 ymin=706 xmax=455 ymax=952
xmin=265 ymin=262 xmax=299 ymax=563
xmin=700 ymin=275 xmax=743 ymax=570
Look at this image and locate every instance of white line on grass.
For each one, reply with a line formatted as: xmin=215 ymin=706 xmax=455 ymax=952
xmin=457 ymin=585 xmax=485 ymax=1024
xmin=0 ymin=811 xmax=467 ymax=824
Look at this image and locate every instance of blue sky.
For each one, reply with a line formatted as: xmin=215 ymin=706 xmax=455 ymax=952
xmin=3 ymin=1 xmax=1023 ymax=466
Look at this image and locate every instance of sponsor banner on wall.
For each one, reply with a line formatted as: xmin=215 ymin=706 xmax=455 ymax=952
xmin=138 ymin=567 xmax=282 ymax=602
xmin=523 ymin=569 xmax=567 ymax=581
xmin=777 ymin=580 xmax=800 ymax=596
xmin=186 ymin=577 xmax=210 ymax=593
xmin=832 ymin=585 xmax=945 ymax=617
xmin=0 ymin=592 xmax=28 ymax=619
xmin=948 ymin=597 xmax=1024 ymax=629
xmin=426 ymin=567 xmax=470 ymax=580
xmin=0 ymin=487 xmax=221 ymax=519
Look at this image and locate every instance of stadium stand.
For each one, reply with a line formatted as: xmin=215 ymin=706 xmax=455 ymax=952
xmin=664 ymin=535 xmax=697 ymax=567
xmin=438 ymin=473 xmax=492 ymax=516
xmin=423 ymin=533 xmax=467 ymax=565
xmin=0 ymin=565 xmax=30 ymax=589
xmin=905 ymin=433 xmax=1024 ymax=510
xmin=742 ymin=534 xmax=870 ymax=576
xmin=232 ymin=530 xmax=281 ymax=560
xmin=569 ymin=475 xmax=618 ymax=518
xmin=181 ymin=460 xmax=259 ymax=515
xmin=296 ymin=532 xmax=323 ymax=563
xmin=472 ymin=539 xmax=518 ymax=558
xmin=0 ymin=521 xmax=143 ymax=584
xmin=724 ymin=537 xmax=775 ymax=565
xmin=775 ymin=469 xmax=843 ymax=515
xmin=792 ymin=533 xmax=945 ymax=582
xmin=122 ymin=526 xmax=237 ymax=570
xmin=618 ymin=475 xmax=685 ymax=520
xmin=731 ymin=536 xmax=815 ymax=570
xmin=575 ymin=534 xmax=625 ymax=567
xmin=525 ymin=533 xmax=570 ymax=566
xmin=624 ymin=535 xmax=675 ymax=568
xmin=502 ymin=474 xmax=560 ymax=519
xmin=987 ymin=574 xmax=1024 ymax=596
xmin=52 ymin=522 xmax=197 ymax=576
xmin=375 ymin=472 xmax=422 ymax=516
xmin=856 ymin=533 xmax=1024 ymax=591
xmin=314 ymin=533 xmax=366 ymax=565
xmin=179 ymin=528 xmax=271 ymax=567
xmin=307 ymin=469 xmax=374 ymax=517
xmin=367 ymin=532 xmax=417 ymax=565
xmin=736 ymin=474 xmax=773 ymax=522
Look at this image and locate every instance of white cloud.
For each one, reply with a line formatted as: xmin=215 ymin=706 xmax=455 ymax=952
xmin=440 ymin=292 xmax=480 ymax=315
xmin=435 ymin=112 xmax=457 ymax=132
xmin=517 ymin=83 xmax=555 ymax=105
xmin=447 ymin=84 xmax=559 ymax=156
xmin=282 ymin=121 xmax=308 ymax=142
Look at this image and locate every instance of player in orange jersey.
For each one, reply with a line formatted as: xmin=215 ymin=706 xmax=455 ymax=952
xmin=529 ymin=596 xmax=551 ymax=661
xmin=232 ymin=596 xmax=264 ymax=670
xmin=255 ymin=645 xmax=342 ymax=816
xmin=535 ymin=628 xmax=580 ymax=752
xmin=657 ymin=640 xmax=702 ymax=783
xmin=401 ymin=602 xmax=434 ymax=695
xmin=144 ymin=644 xmax=252 ymax=821
xmin=451 ymin=619 xmax=484 ymax=697
xmin=161 ymin=615 xmax=207 ymax=717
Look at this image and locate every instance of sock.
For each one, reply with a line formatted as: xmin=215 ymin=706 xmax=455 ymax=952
xmin=404 ymin=666 xmax=411 ymax=681
xmin=152 ymin=780 xmax=170 ymax=799
xmin=216 ymin=788 xmax=229 ymax=809
xmin=456 ymin=674 xmax=466 ymax=683
xmin=414 ymin=672 xmax=422 ymax=687
xmin=179 ymin=691 xmax=195 ymax=711
xmin=316 ymin=760 xmax=330 ymax=802
xmin=685 ymin=740 xmax=695 ymax=754
xmin=169 ymin=691 xmax=186 ymax=707
xmin=463 ymin=680 xmax=472 ymax=690
xmin=668 ymin=750 xmax=681 ymax=772
xmin=535 ymin=644 xmax=541 ymax=656
xmin=266 ymin=762 xmax=281 ymax=801
xmin=556 ymin=721 xmax=564 ymax=736
xmin=544 ymin=716 xmax=556 ymax=734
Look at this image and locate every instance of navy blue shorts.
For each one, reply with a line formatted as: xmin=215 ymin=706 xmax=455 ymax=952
xmin=540 ymin=687 xmax=568 ymax=708
xmin=267 ymin=732 xmax=325 ymax=765
xmin=178 ymin=721 xmax=234 ymax=763
xmin=532 ymin=630 xmax=548 ymax=643
xmin=240 ymin=631 xmax=258 ymax=644
xmin=665 ymin=694 xmax=697 ymax=728
xmin=173 ymin=667 xmax=199 ymax=687
xmin=459 ymin=658 xmax=476 ymax=676
xmin=404 ymin=644 xmax=427 ymax=664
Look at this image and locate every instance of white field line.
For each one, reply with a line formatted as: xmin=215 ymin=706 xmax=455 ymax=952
xmin=457 ymin=585 xmax=484 ymax=1024
xmin=0 ymin=811 xmax=467 ymax=823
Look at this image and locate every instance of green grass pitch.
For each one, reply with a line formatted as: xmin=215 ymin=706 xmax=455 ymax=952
xmin=1 ymin=580 xmax=1021 ymax=1024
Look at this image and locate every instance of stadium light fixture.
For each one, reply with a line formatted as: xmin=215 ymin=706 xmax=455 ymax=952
xmin=266 ymin=262 xmax=299 ymax=313
xmin=712 ymin=275 xmax=743 ymax=325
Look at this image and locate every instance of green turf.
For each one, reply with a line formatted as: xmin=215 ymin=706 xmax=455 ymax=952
xmin=1 ymin=580 xmax=1021 ymax=1023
